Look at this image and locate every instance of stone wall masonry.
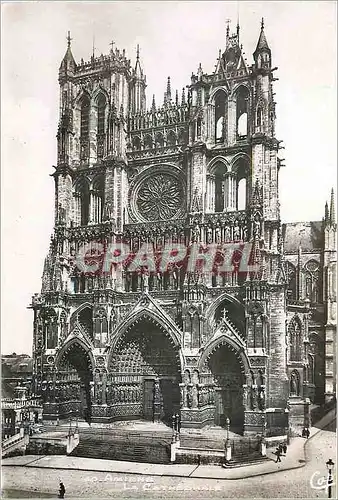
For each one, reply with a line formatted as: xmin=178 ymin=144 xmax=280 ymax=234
xmin=267 ymin=288 xmax=289 ymax=409
xmin=57 ymin=173 xmax=73 ymax=224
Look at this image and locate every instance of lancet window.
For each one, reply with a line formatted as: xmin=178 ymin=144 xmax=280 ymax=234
xmin=236 ymin=87 xmax=249 ymax=138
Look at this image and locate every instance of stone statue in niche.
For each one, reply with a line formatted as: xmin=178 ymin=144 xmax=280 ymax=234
xmin=258 ymin=388 xmax=265 ymax=410
xmin=224 ymin=225 xmax=230 ymax=242
xmin=250 ymin=386 xmax=258 ymax=410
xmin=207 ymin=227 xmax=213 ymax=244
xmin=215 ymin=225 xmax=221 ymax=244
xmin=233 ymin=221 xmax=240 ymax=241
xmin=187 ymin=385 xmax=193 ymax=408
xmin=242 ymin=385 xmax=249 ymax=408
xmin=253 ymin=215 xmax=261 ymax=239
xmin=192 ymin=223 xmax=200 ymax=242
xmin=290 ymin=372 xmax=298 ymax=395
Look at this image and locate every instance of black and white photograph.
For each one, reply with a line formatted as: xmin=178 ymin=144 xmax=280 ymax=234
xmin=1 ymin=1 xmax=337 ymax=498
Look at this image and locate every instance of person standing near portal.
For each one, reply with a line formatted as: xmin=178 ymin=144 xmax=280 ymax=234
xmin=59 ymin=482 xmax=66 ymax=499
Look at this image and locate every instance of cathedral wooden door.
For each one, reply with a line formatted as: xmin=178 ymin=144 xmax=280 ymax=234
xmin=143 ymin=379 xmax=155 ymax=421
xmin=160 ymin=378 xmax=180 ymax=423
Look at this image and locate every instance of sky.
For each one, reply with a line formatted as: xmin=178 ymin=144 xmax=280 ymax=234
xmin=1 ymin=1 xmax=337 ymax=355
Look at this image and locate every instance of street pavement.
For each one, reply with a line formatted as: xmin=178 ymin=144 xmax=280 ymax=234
xmin=2 ymin=409 xmax=336 ymax=499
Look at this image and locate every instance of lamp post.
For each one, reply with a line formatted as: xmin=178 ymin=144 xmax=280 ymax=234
xmin=225 ymin=417 xmax=230 ymax=441
xmin=326 ymin=459 xmax=335 ymax=499
xmin=224 ymin=417 xmax=232 ymax=464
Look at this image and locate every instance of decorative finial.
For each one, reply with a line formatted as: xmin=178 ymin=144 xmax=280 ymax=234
xmin=110 ymin=40 xmax=115 ymax=52
xmin=261 ymin=17 xmax=264 ymax=30
xmin=181 ymin=87 xmax=186 ymax=105
xmin=67 ymin=31 xmax=72 ymax=48
xmin=226 ymin=19 xmax=230 ymax=37
xmin=175 ymin=89 xmax=179 ymax=106
xmin=92 ymin=34 xmax=95 ymax=59
xmin=136 ymin=44 xmax=140 ymax=60
xmin=151 ymin=94 xmax=156 ymax=112
xmin=325 ymin=201 xmax=329 ymax=223
xmin=166 ymin=76 xmax=171 ymax=100
xmin=330 ymin=188 xmax=335 ymax=224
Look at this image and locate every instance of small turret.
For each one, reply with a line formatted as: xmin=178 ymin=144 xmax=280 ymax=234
xmin=253 ymin=18 xmax=271 ymax=70
xmin=330 ymin=188 xmax=336 ymax=225
xmin=59 ymin=32 xmax=77 ymax=81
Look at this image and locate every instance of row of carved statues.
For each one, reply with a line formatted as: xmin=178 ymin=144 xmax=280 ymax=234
xmin=38 ymin=379 xmax=265 ymax=411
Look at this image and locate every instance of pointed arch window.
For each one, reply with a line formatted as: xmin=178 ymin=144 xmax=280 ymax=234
xmin=73 ymin=178 xmax=90 ymax=226
xmin=80 ymin=95 xmax=90 ymax=163
xmin=214 ymin=91 xmax=227 ymax=143
xmin=167 ymin=130 xmax=176 ymax=146
xmin=214 ymin=162 xmax=227 ymax=212
xmin=285 ymin=261 xmax=297 ymax=301
xmin=236 ymin=87 xmax=249 ymax=139
xmin=144 ymin=134 xmax=153 ymax=149
xmin=289 ymin=318 xmax=302 ymax=361
xmin=78 ymin=307 xmax=93 ymax=340
xmin=97 ymin=94 xmax=106 ymax=159
xmin=91 ymin=176 xmax=104 ymax=224
xmin=155 ymin=133 xmax=164 ymax=148
xmin=234 ymin=158 xmax=249 ymax=210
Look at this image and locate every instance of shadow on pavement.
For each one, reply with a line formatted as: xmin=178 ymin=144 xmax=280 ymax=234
xmin=2 ymin=490 xmax=55 ymax=498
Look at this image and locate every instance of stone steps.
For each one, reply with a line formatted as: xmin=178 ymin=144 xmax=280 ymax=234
xmin=70 ymin=434 xmax=171 ymax=464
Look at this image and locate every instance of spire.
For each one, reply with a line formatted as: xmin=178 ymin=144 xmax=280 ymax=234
xmin=197 ymin=62 xmax=203 ymax=80
xmin=134 ymin=44 xmax=143 ymax=78
xmin=325 ymin=201 xmax=329 ymax=223
xmin=59 ymin=31 xmax=77 ymax=75
xmin=166 ymin=76 xmax=171 ymax=101
xmin=175 ymin=89 xmax=179 ymax=106
xmin=330 ymin=188 xmax=335 ymax=224
xmin=254 ymin=17 xmax=270 ymax=55
xmin=151 ymin=94 xmax=156 ymax=113
xmin=181 ymin=87 xmax=186 ymax=105
xmin=67 ymin=31 xmax=72 ymax=48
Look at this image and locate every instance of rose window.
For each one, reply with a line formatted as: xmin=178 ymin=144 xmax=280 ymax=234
xmin=136 ymin=173 xmax=184 ymax=221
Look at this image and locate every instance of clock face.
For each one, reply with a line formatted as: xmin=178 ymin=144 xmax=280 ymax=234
xmin=135 ymin=172 xmax=185 ymax=222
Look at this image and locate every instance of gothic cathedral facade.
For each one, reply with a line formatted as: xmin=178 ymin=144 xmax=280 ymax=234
xmin=31 ymin=21 xmax=336 ymax=436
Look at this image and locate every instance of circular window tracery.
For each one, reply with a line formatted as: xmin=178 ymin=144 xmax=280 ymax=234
xmin=134 ymin=172 xmax=185 ymax=222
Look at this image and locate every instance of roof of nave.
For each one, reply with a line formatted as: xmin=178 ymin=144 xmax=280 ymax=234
xmin=282 ymin=221 xmax=324 ymax=253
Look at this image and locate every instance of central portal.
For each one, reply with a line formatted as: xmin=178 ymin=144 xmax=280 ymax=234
xmin=109 ymin=319 xmax=181 ymax=424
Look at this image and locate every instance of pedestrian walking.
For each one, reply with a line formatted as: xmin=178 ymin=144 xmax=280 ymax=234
xmin=58 ymin=482 xmax=66 ymax=499
xmin=283 ymin=443 xmax=287 ymax=454
xmin=306 ymin=428 xmax=310 ymax=439
xmin=302 ymin=428 xmax=306 ymax=438
xmin=275 ymin=447 xmax=282 ymax=463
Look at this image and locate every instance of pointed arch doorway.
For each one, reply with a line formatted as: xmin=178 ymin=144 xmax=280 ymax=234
xmin=57 ymin=341 xmax=93 ymax=423
xmin=109 ymin=318 xmax=182 ymax=425
xmin=202 ymin=342 xmax=246 ymax=432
